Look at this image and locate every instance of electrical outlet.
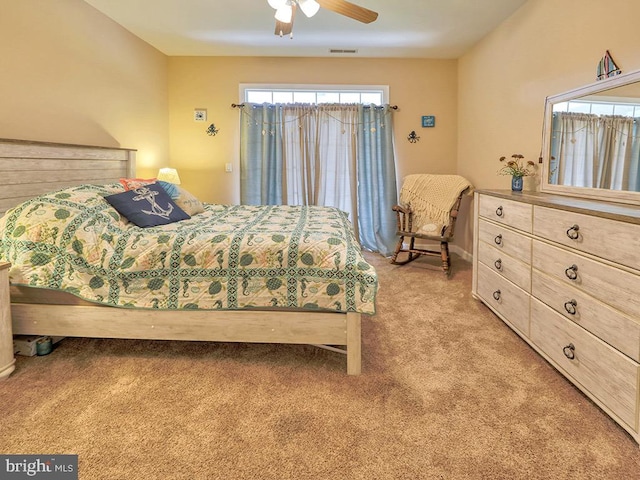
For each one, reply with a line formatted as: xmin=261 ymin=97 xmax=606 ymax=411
xmin=225 ymin=163 xmax=232 ymax=172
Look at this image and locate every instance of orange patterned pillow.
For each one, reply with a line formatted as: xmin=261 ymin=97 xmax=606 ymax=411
xmin=119 ymin=178 xmax=156 ymax=190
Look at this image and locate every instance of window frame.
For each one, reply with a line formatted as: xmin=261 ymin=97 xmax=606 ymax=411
xmin=239 ymin=83 xmax=389 ymax=105
xmin=553 ymin=99 xmax=640 ymax=117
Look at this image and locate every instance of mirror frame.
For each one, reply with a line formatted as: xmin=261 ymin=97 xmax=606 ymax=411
xmin=541 ymin=68 xmax=640 ymax=205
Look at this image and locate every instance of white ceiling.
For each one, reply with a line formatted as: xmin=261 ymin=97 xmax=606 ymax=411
xmin=83 ymin=0 xmax=527 ymax=59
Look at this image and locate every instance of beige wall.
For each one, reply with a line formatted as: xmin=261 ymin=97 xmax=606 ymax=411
xmin=14 ymin=0 xmax=640 ymax=259
xmin=456 ymin=0 xmax=640 ymax=253
xmin=1 ymin=1 xmax=460 ymax=256
xmin=167 ymin=56 xmax=457 ymax=204
xmin=0 ymin=0 xmax=169 ymax=177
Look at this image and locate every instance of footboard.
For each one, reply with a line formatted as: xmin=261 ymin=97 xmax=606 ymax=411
xmin=11 ymin=302 xmax=362 ymax=375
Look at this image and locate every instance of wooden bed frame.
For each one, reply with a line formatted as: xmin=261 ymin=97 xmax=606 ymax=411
xmin=0 ymin=138 xmax=362 ymax=376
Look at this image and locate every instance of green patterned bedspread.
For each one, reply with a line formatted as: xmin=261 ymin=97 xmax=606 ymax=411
xmin=0 ymin=184 xmax=377 ymax=314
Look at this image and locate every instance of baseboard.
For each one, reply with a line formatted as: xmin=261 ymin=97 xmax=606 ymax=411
xmin=450 ymin=244 xmax=472 ymax=263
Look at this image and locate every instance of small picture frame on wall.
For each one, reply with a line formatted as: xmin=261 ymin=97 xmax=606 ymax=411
xmin=194 ymin=109 xmax=207 ymax=122
xmin=421 ymin=115 xmax=435 ymax=128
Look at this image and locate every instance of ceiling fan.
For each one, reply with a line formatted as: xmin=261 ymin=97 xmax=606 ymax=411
xmin=267 ymin=0 xmax=379 ymax=38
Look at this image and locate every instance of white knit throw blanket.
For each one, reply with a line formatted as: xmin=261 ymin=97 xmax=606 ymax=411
xmin=399 ymin=174 xmax=473 ymax=231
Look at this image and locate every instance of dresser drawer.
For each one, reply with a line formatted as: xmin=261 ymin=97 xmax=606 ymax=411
xmin=531 ymin=298 xmax=639 ymax=430
xmin=532 ymin=269 xmax=640 ymax=362
xmin=532 ymin=240 xmax=640 ymax=319
xmin=478 ymin=218 xmax=532 ymax=263
xmin=476 ymin=262 xmax=530 ymax=336
xmin=478 ymin=194 xmax=532 ymax=233
xmin=533 ymin=205 xmax=640 ymax=271
xmin=478 ymin=241 xmax=531 ymax=292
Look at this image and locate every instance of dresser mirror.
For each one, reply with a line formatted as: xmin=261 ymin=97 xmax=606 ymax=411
xmin=541 ymin=68 xmax=640 ymax=205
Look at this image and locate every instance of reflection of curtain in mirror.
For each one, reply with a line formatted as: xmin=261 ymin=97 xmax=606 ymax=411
xmin=551 ymin=113 xmax=597 ymax=187
xmin=551 ymin=112 xmax=640 ymax=191
xmin=630 ymin=120 xmax=640 ymax=192
xmin=597 ymin=115 xmax=634 ymax=189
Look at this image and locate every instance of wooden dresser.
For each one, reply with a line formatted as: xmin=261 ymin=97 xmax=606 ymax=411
xmin=472 ymin=190 xmax=640 ymax=444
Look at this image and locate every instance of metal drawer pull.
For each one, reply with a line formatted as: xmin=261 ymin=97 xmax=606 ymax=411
xmin=494 ymin=259 xmax=502 ymax=271
xmin=564 ymin=264 xmax=578 ymax=280
xmin=563 ymin=343 xmax=576 ymax=360
xmin=566 ymin=224 xmax=580 ymax=240
xmin=494 ymin=234 xmax=502 ymax=245
xmin=564 ymin=299 xmax=577 ymax=315
xmin=495 ymin=206 xmax=503 ymax=217
xmin=492 ymin=290 xmax=501 ymax=301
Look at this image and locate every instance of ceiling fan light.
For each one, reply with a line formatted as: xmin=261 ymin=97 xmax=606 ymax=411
xmin=298 ymin=0 xmax=320 ymax=18
xmin=274 ymin=5 xmax=293 ymax=23
xmin=267 ymin=0 xmax=287 ymax=9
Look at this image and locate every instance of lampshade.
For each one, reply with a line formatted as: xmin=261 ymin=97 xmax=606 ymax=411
xmin=274 ymin=3 xmax=293 ymax=23
xmin=157 ymin=167 xmax=181 ymax=185
xmin=268 ymin=0 xmax=287 ymax=9
xmin=298 ymin=0 xmax=320 ymax=17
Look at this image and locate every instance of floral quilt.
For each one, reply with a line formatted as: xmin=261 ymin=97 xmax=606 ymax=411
xmin=0 ymin=184 xmax=377 ymax=314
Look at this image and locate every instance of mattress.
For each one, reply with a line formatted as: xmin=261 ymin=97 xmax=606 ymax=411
xmin=0 ymin=184 xmax=377 ymax=314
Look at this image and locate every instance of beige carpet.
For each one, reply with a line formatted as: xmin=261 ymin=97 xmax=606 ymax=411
xmin=1 ymin=252 xmax=639 ymax=479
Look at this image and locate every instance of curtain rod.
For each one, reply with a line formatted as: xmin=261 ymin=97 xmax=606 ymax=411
xmin=231 ymin=103 xmax=398 ymax=109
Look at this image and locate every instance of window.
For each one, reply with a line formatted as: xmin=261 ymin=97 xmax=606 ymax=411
xmin=241 ymin=84 xmax=388 ymax=105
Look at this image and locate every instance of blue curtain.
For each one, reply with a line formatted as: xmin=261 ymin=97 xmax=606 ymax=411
xmin=240 ymin=103 xmax=398 ymax=256
xmin=240 ymin=104 xmax=283 ymax=205
xmin=357 ymin=105 xmax=398 ymax=256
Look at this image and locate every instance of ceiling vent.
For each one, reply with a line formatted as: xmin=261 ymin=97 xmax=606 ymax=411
xmin=329 ymin=49 xmax=358 ymax=54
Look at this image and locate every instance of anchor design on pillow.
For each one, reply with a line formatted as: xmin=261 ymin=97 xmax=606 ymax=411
xmin=132 ymin=186 xmax=174 ymax=219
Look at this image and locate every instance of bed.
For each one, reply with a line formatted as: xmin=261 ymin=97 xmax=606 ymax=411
xmin=0 ymin=138 xmax=378 ymax=375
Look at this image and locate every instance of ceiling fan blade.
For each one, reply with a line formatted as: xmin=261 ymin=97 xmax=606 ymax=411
xmin=274 ymin=3 xmax=296 ymax=36
xmin=317 ymin=0 xmax=378 ymax=24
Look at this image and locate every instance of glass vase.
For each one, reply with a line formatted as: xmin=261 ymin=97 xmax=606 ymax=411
xmin=511 ymin=176 xmax=523 ymax=192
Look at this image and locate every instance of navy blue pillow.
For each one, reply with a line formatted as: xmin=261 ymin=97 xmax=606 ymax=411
xmin=105 ymin=183 xmax=190 ymax=227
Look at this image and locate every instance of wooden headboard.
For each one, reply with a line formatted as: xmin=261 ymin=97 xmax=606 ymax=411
xmin=0 ymin=138 xmax=136 ymax=216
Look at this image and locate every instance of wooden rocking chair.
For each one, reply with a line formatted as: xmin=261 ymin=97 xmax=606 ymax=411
xmin=390 ymin=174 xmax=473 ymax=276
